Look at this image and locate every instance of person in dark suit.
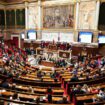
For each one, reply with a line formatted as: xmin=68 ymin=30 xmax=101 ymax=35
xmin=70 ymin=74 xmax=79 ymax=82
xmin=70 ymin=85 xmax=84 ymax=102
xmin=57 ymin=96 xmax=68 ymax=104
xmin=46 ymin=87 xmax=53 ymax=103
xmin=0 ymin=79 xmax=10 ymax=88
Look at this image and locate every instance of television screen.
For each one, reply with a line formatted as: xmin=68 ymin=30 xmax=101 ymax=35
xmin=20 ymin=33 xmax=25 ymax=39
xmin=27 ymin=30 xmax=36 ymax=40
xmin=78 ymin=32 xmax=93 ymax=43
xmin=98 ymin=35 xmax=105 ymax=44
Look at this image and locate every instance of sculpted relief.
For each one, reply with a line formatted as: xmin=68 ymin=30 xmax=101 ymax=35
xmin=28 ymin=6 xmax=38 ymax=29
xmin=78 ymin=1 xmax=96 ymax=29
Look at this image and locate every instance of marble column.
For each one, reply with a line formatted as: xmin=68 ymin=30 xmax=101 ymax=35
xmin=95 ymin=0 xmax=100 ymax=30
xmin=37 ymin=0 xmax=42 ymax=39
xmin=25 ymin=1 xmax=29 ymax=30
xmin=75 ymin=1 xmax=79 ymax=30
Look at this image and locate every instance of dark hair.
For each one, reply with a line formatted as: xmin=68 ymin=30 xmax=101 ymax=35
xmin=13 ymin=93 xmax=18 ymax=99
xmin=63 ymin=96 xmax=68 ymax=104
xmin=54 ymin=78 xmax=58 ymax=82
xmin=36 ymin=97 xmax=40 ymax=104
xmin=47 ymin=87 xmax=52 ymax=93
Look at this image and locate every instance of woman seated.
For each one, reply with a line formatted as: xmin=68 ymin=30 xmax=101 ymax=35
xmin=92 ymin=89 xmax=105 ymax=103
xmin=97 ymin=89 xmax=105 ymax=100
xmin=81 ymin=84 xmax=90 ymax=93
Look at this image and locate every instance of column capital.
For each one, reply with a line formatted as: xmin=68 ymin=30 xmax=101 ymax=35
xmin=97 ymin=0 xmax=100 ymax=2
xmin=23 ymin=0 xmax=29 ymax=3
xmin=24 ymin=0 xmax=29 ymax=6
xmin=38 ymin=0 xmax=42 ymax=7
xmin=77 ymin=0 xmax=80 ymax=3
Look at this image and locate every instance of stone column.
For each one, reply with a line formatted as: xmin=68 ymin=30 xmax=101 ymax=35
xmin=25 ymin=1 xmax=29 ymax=30
xmin=37 ymin=0 xmax=42 ymax=39
xmin=75 ymin=1 xmax=79 ymax=30
xmin=95 ymin=0 xmax=100 ymax=30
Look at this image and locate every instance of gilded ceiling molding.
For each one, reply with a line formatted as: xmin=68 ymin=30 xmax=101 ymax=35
xmin=100 ymin=0 xmax=105 ymax=2
xmin=0 ymin=0 xmax=37 ymax=5
xmin=0 ymin=1 xmax=6 ymax=5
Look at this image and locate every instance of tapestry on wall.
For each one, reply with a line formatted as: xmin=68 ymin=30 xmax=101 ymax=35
xmin=6 ymin=10 xmax=15 ymax=28
xmin=43 ymin=5 xmax=74 ymax=29
xmin=0 ymin=10 xmax=5 ymax=28
xmin=16 ymin=9 xmax=25 ymax=28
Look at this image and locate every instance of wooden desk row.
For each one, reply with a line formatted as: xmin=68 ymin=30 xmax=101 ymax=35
xmin=75 ymin=82 xmax=105 ymax=105
xmin=0 ymin=89 xmax=64 ymax=103
xmin=0 ymin=97 xmax=71 ymax=105
xmin=0 ymin=74 xmax=61 ymax=88
xmin=12 ymin=84 xmax=64 ymax=96
xmin=66 ymin=76 xmax=105 ymax=95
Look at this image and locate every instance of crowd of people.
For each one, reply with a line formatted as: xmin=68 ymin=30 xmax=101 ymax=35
xmin=1 ymin=43 xmax=105 ymax=83
xmin=0 ymin=44 xmax=34 ymax=79
xmin=70 ymin=84 xmax=105 ymax=102
xmin=0 ymin=42 xmax=105 ymax=104
xmin=40 ymin=41 xmax=71 ymax=50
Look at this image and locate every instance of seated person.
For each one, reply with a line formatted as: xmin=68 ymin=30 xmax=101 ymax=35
xmin=35 ymin=96 xmax=40 ymax=105
xmin=37 ymin=71 xmax=42 ymax=78
xmin=97 ymin=89 xmax=105 ymax=100
xmin=89 ymin=86 xmax=99 ymax=94
xmin=46 ymin=87 xmax=53 ymax=103
xmin=0 ymin=79 xmax=10 ymax=88
xmin=70 ymin=74 xmax=79 ymax=82
xmin=70 ymin=85 xmax=85 ymax=102
xmin=30 ymin=48 xmax=35 ymax=55
xmin=11 ymin=83 xmax=16 ymax=90
xmin=92 ymin=96 xmax=100 ymax=103
xmin=9 ymin=93 xmax=21 ymax=105
xmin=57 ymin=96 xmax=68 ymax=104
xmin=54 ymin=78 xmax=58 ymax=82
xmin=81 ymin=84 xmax=90 ymax=93
xmin=28 ymin=86 xmax=34 ymax=93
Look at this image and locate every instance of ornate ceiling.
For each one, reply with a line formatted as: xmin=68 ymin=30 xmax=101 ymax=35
xmin=0 ymin=0 xmax=6 ymax=2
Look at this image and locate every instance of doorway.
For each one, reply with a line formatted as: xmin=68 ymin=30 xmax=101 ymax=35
xmin=11 ymin=35 xmax=20 ymax=48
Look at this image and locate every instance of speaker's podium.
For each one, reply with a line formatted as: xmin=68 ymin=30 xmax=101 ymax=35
xmin=48 ymin=44 xmax=57 ymax=51
xmin=40 ymin=60 xmax=55 ymax=67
